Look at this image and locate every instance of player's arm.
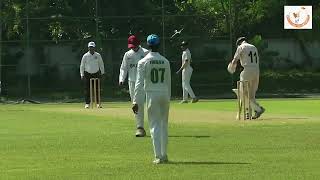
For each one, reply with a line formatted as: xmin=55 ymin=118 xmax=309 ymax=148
xmin=176 ymin=52 xmax=188 ymax=74
xmin=98 ymin=54 xmax=105 ymax=76
xmin=176 ymin=60 xmax=188 ymax=74
xmin=119 ymin=53 xmax=129 ymax=85
xmin=231 ymin=46 xmax=241 ymax=65
xmin=227 ymin=46 xmax=242 ymax=74
xmin=143 ymin=47 xmax=149 ymax=56
xmin=132 ymin=61 xmax=145 ymax=114
xmin=255 ymin=47 xmax=260 ymax=63
xmin=167 ymin=61 xmax=172 ymax=99
xmin=80 ymin=54 xmax=86 ymax=79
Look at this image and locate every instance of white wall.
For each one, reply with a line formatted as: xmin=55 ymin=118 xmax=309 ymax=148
xmin=267 ymin=39 xmax=320 ymax=64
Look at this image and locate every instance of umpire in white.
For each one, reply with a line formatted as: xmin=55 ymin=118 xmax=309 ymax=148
xmin=132 ymin=34 xmax=171 ymax=164
xmin=80 ymin=41 xmax=105 ymax=108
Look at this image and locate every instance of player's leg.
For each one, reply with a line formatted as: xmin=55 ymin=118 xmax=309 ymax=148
xmin=137 ymin=91 xmax=145 ymax=128
xmin=128 ymin=81 xmax=135 ymax=102
xmin=249 ymin=76 xmax=259 ymax=106
xmin=159 ymin=94 xmax=169 ymax=162
xmin=129 ymin=81 xmax=145 ymax=136
xmin=84 ymin=72 xmax=91 ymax=108
xmin=184 ymin=69 xmax=196 ymax=98
xmin=181 ymin=71 xmax=188 ymax=103
xmin=248 ymin=74 xmax=261 ymax=111
xmin=251 ymin=74 xmax=265 ymax=119
xmin=136 ymin=91 xmax=146 ymax=136
xmin=146 ymin=93 xmax=162 ymax=161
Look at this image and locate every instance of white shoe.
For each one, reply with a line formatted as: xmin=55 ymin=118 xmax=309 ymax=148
xmin=252 ymin=107 xmax=265 ymax=119
xmin=97 ymin=104 xmax=102 ymax=108
xmin=85 ymin=104 xmax=89 ymax=109
xmin=153 ymin=156 xmax=168 ymax=164
xmin=191 ymin=98 xmax=199 ymax=103
xmin=179 ymin=100 xmax=188 ymax=104
xmin=153 ymin=158 xmax=162 ymax=164
xmin=135 ymin=127 xmax=146 ymax=137
xmin=232 ymin=88 xmax=238 ymax=96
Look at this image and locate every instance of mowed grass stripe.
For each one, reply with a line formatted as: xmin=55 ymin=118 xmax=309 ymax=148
xmin=0 ymin=98 xmax=320 ymax=179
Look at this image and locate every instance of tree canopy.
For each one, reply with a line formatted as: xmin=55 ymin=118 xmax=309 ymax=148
xmin=1 ymin=0 xmax=319 ymax=42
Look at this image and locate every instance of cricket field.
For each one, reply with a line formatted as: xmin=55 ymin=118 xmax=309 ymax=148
xmin=1 ymin=98 xmax=320 ymax=180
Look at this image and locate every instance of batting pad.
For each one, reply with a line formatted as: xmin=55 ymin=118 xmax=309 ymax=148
xmin=232 ymin=88 xmax=239 ymax=97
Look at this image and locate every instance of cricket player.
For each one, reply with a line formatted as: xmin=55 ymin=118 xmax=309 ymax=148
xmin=119 ymin=35 xmax=149 ymax=137
xmin=176 ymin=41 xmax=198 ymax=103
xmin=228 ymin=37 xmax=265 ymax=119
xmin=132 ymin=34 xmax=171 ymax=164
xmin=80 ymin=41 xmax=105 ymax=109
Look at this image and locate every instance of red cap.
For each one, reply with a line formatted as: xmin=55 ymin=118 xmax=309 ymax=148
xmin=128 ymin=35 xmax=140 ymax=49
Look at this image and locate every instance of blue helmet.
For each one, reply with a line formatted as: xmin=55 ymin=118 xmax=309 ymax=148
xmin=147 ymin=34 xmax=160 ymax=46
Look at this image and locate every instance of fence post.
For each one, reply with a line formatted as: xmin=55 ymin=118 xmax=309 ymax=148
xmin=161 ymin=0 xmax=166 ymax=56
xmin=0 ymin=1 xmax=2 ymax=96
xmin=26 ymin=0 xmax=31 ymax=97
xmin=229 ymin=0 xmax=234 ymax=86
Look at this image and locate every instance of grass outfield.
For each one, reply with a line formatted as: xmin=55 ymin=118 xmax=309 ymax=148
xmin=1 ymin=98 xmax=320 ymax=180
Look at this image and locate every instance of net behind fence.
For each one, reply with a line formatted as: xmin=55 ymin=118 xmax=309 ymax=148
xmin=1 ymin=0 xmax=319 ymax=100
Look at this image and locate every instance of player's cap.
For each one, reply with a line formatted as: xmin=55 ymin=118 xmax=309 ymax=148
xmin=147 ymin=34 xmax=160 ymax=46
xmin=88 ymin=41 xmax=96 ymax=47
xmin=128 ymin=35 xmax=140 ymax=49
xmin=236 ymin=37 xmax=246 ymax=46
xmin=180 ymin=41 xmax=188 ymax=46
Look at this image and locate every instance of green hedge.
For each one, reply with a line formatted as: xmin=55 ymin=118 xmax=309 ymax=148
xmin=260 ymin=70 xmax=320 ymax=93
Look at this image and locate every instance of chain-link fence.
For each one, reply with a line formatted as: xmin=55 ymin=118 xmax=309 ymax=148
xmin=1 ymin=0 xmax=319 ymax=101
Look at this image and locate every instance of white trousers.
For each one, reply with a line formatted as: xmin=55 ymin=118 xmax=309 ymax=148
xmin=182 ymin=68 xmax=196 ymax=100
xmin=146 ymin=91 xmax=170 ymax=159
xmin=240 ymin=69 xmax=262 ymax=112
xmin=129 ymin=81 xmax=145 ymax=128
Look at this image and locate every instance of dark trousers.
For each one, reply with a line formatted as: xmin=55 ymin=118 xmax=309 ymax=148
xmin=83 ymin=71 xmax=101 ymax=104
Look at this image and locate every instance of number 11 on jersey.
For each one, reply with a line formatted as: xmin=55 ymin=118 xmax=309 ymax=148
xmin=248 ymin=51 xmax=258 ymax=63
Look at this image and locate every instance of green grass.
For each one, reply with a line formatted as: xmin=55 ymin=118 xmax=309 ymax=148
xmin=1 ymin=98 xmax=320 ymax=179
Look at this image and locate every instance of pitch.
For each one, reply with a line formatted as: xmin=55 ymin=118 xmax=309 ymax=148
xmin=1 ymin=98 xmax=320 ymax=179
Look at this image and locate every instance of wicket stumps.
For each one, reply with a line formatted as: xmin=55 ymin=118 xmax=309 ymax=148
xmin=237 ymin=80 xmax=252 ymax=120
xmin=89 ymin=78 xmax=101 ymax=108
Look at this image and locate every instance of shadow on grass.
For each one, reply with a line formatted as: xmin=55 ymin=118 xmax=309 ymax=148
xmin=167 ymin=161 xmax=250 ymax=165
xmin=262 ymin=117 xmax=309 ymax=120
xmin=146 ymin=135 xmax=210 ymax=138
xmin=169 ymin=135 xmax=210 ymax=138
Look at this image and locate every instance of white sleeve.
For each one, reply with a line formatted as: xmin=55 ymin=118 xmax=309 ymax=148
xmin=233 ymin=46 xmax=242 ymax=61
xmin=133 ymin=61 xmax=145 ymax=105
xmin=80 ymin=54 xmax=86 ymax=77
xmin=167 ymin=61 xmax=171 ymax=99
xmin=119 ymin=53 xmax=129 ymax=83
xmin=143 ymin=48 xmax=149 ymax=56
xmin=182 ymin=52 xmax=188 ymax=62
xmin=98 ymin=54 xmax=105 ymax=75
xmin=256 ymin=47 xmax=260 ymax=63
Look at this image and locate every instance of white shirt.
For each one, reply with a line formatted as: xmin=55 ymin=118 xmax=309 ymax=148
xmin=233 ymin=42 xmax=259 ymax=70
xmin=80 ymin=52 xmax=105 ymax=76
xmin=133 ymin=52 xmax=171 ymax=105
xmin=119 ymin=47 xmax=149 ymax=83
xmin=182 ymin=48 xmax=192 ymax=69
